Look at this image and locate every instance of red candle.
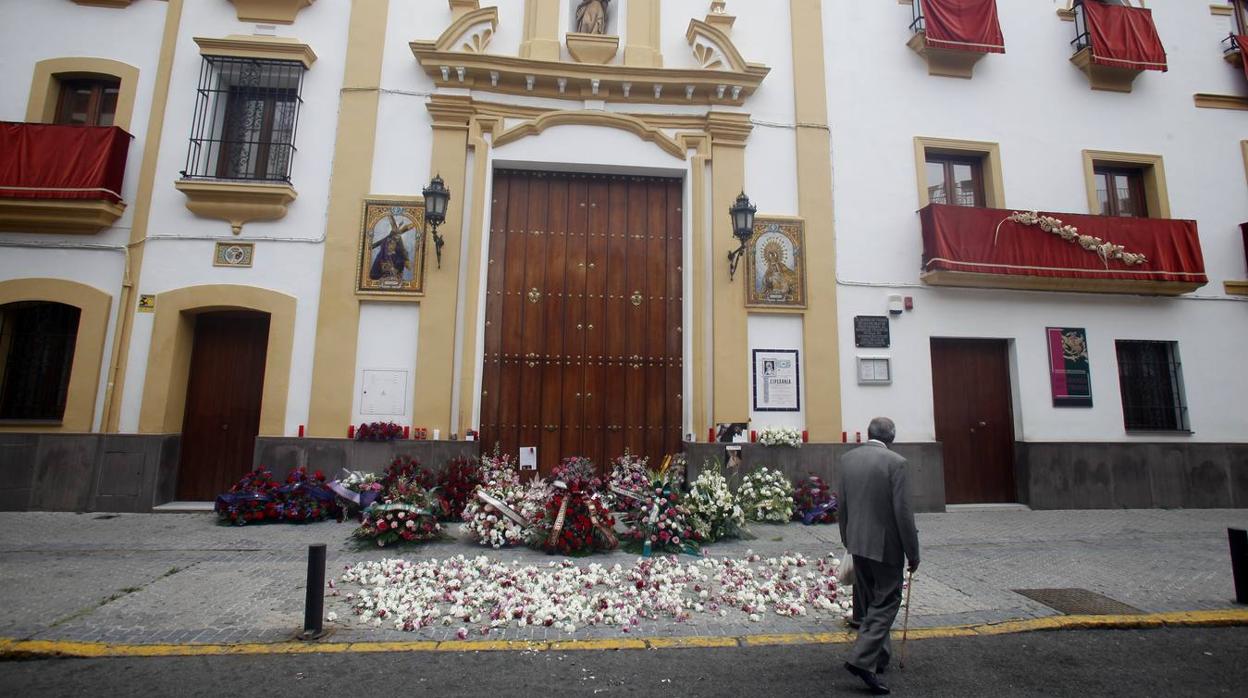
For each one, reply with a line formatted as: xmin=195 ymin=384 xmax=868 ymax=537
xmin=708 ymin=427 xmax=715 ymax=442
xmin=297 ymin=424 xmax=304 ymax=438
xmin=855 ymin=431 xmax=862 ymax=443
xmin=802 ymin=430 xmax=808 ymax=443
xmin=404 ymin=425 xmax=411 ymax=439
xmin=347 ymin=425 xmax=355 ymax=439
xmin=841 ymin=431 xmax=847 ymax=443
xmin=750 ymin=430 xmax=757 ymax=443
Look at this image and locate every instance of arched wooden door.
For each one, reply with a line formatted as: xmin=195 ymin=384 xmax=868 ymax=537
xmin=479 ymin=170 xmax=683 ymax=475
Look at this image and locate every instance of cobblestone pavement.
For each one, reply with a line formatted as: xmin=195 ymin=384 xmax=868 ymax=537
xmin=0 ymin=509 xmax=1243 ymax=646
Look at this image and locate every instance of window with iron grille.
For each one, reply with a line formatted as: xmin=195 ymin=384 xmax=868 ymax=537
xmin=182 ymin=56 xmax=304 ymax=183
xmin=1115 ymin=340 xmax=1189 ymax=432
xmin=0 ymin=302 xmax=81 ymax=421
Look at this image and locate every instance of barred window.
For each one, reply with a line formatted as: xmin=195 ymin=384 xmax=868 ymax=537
xmin=0 ymin=302 xmax=80 ymax=421
xmin=181 ymin=57 xmax=304 ymax=183
xmin=1115 ymin=340 xmax=1189 ymax=432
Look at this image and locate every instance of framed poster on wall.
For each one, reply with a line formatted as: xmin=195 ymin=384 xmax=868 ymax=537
xmin=356 ymin=197 xmax=427 ymax=297
xmin=752 ymin=349 xmax=800 ymax=412
xmin=1046 ymin=327 xmax=1092 ymax=407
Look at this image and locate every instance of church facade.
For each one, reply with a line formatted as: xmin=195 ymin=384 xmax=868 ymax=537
xmin=1 ymin=0 xmax=1246 ymax=512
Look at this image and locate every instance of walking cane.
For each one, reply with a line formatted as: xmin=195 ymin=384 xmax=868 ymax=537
xmin=899 ymin=570 xmax=914 ymax=670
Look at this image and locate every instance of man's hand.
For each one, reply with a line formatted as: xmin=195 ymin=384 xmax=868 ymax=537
xmin=907 ymin=561 xmax=919 ymax=574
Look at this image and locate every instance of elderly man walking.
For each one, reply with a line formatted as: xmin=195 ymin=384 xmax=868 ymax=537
xmin=838 ymin=417 xmax=920 ymax=695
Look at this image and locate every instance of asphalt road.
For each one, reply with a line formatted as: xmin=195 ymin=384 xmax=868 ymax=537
xmin=1 ymin=627 xmax=1245 ymax=697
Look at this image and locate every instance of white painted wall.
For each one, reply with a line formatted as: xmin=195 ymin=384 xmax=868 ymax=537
xmin=747 ymin=313 xmax=806 ymax=430
xmin=351 ymin=301 xmax=420 ymax=426
xmin=825 ymin=1 xmax=1248 ymax=442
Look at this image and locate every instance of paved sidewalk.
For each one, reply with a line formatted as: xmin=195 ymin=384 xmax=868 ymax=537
xmin=0 ymin=509 xmax=1243 ymax=648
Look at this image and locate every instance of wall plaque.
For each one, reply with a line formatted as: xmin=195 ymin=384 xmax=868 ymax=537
xmin=1046 ymin=327 xmax=1092 ymax=407
xmin=213 ymin=241 xmax=254 ymax=267
xmin=854 ymin=315 xmax=890 ymax=348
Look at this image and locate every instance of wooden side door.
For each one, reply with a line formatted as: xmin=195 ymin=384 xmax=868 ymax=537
xmin=176 ymin=312 xmax=270 ymax=500
xmin=930 ymin=338 xmax=1016 ymax=504
xmin=480 ymin=170 xmax=682 ymax=475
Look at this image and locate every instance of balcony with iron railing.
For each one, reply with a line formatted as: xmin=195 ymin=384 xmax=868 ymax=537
xmin=1068 ymin=0 xmax=1168 ymax=93
xmin=905 ymin=0 xmax=1004 ymax=79
xmin=0 ymin=122 xmax=131 ymax=234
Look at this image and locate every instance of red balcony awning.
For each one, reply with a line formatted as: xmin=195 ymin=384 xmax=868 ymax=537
xmin=0 ymin=123 xmax=131 ymax=204
xmin=1238 ymin=36 xmax=1248 ymax=81
xmin=919 ymin=0 xmax=1005 ymax=54
xmin=920 ymin=203 xmax=1207 ymax=295
xmin=1083 ymin=0 xmax=1166 ymax=72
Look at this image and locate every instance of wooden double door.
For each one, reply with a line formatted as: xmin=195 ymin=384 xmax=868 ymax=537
xmin=480 ymin=170 xmax=683 ymax=474
xmin=177 ymin=311 xmax=270 ymax=500
xmin=930 ymin=338 xmax=1017 ymax=504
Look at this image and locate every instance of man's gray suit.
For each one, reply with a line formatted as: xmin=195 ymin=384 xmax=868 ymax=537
xmin=837 ymin=440 xmax=920 ymax=673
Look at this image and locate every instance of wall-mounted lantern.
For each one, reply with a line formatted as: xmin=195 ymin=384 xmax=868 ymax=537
xmin=728 ymin=190 xmax=756 ymax=281
xmin=423 ymin=174 xmax=450 ymax=268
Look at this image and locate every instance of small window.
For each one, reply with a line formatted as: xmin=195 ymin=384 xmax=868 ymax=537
xmin=54 ymin=76 xmax=120 ymax=126
xmin=925 ymin=154 xmax=985 ymax=207
xmin=1115 ymin=340 xmax=1189 ymax=432
xmin=0 ymin=302 xmax=81 ymax=421
xmin=1094 ymin=165 xmax=1148 ymax=218
xmin=182 ymin=57 xmax=305 ymax=183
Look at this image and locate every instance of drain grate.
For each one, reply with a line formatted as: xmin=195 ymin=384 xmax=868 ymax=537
xmin=1013 ymin=588 xmax=1144 ymax=615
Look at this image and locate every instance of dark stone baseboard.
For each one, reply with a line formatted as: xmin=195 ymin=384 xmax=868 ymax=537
xmin=683 ymin=441 xmax=947 ymax=513
xmin=0 ymin=433 xmax=179 ymax=513
xmin=253 ymin=437 xmax=482 ymax=477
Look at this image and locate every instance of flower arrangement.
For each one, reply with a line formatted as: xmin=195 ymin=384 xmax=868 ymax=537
xmin=527 ymin=479 xmax=617 ymax=556
xmin=792 ymin=475 xmax=837 ymax=524
xmin=604 ymin=449 xmax=650 ymax=513
xmin=433 ymin=456 xmax=482 ymax=522
xmin=551 ymin=456 xmax=601 ymax=490
xmin=621 ymin=471 xmax=702 ymax=556
xmin=686 ymin=461 xmax=745 ymax=542
xmin=737 ymin=467 xmax=795 ymax=523
xmin=354 ymin=421 xmax=405 ymax=441
xmin=353 ymin=477 xmax=442 ymax=547
xmin=1002 ymin=211 xmax=1147 ymax=267
xmin=758 ymin=426 xmax=802 ymax=448
xmin=380 ymin=456 xmax=423 ymax=490
xmin=461 ymin=483 xmax=532 ymax=549
xmin=328 ymin=469 xmax=384 ymax=518
xmin=214 ymin=466 xmax=339 ymax=525
xmin=277 ymin=467 xmax=339 ymax=523
xmin=477 ymin=447 xmax=521 ymax=490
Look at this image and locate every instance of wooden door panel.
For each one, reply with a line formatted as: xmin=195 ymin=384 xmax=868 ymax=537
xmin=931 ymin=338 xmax=1016 ymax=504
xmin=480 ymin=174 xmax=509 ymax=450
xmin=177 ymin=312 xmax=269 ymax=500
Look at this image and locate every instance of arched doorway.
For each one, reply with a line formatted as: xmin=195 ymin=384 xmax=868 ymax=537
xmin=176 ymin=311 xmax=270 ymax=500
xmin=0 ymin=301 xmax=81 ymax=421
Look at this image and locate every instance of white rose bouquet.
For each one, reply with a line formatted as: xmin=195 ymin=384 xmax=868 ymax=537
xmin=461 ymin=477 xmax=549 ymax=548
xmin=737 ymin=466 xmax=795 ymax=522
xmin=603 ymin=449 xmax=650 ymax=512
xmin=686 ymin=461 xmax=745 ymax=542
xmin=758 ymin=426 xmax=802 ymax=448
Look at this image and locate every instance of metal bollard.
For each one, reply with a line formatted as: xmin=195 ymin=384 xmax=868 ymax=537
xmin=1231 ymin=528 xmax=1248 ymax=605
xmin=299 ymin=543 xmax=328 ymax=639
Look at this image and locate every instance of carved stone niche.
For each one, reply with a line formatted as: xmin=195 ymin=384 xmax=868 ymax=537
xmin=907 ymin=32 xmax=986 ymax=79
xmin=1070 ymin=46 xmax=1141 ymax=93
xmin=566 ymin=32 xmax=620 ymax=64
xmin=228 ymin=0 xmax=316 ymax=25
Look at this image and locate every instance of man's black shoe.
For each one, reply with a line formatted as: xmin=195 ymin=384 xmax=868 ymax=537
xmin=845 ymin=662 xmax=891 ymax=695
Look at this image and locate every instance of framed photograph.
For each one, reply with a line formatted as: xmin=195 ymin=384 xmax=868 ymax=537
xmin=1046 ymin=327 xmax=1092 ymax=407
xmin=357 ymin=197 xmax=427 ymax=297
xmin=752 ymin=348 xmax=801 ymax=412
xmin=745 ymin=217 xmax=806 ymax=309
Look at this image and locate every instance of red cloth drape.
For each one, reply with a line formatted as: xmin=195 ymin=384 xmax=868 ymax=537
xmin=919 ymin=0 xmax=1005 ymax=54
xmin=920 ymin=204 xmax=1206 ymax=285
xmin=0 ymin=123 xmax=131 ymax=203
xmin=1238 ymin=36 xmax=1248 ymax=81
xmin=1082 ymin=0 xmax=1167 ymax=72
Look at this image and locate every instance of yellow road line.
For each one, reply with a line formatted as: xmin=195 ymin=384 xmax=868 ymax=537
xmin=3 ymin=609 xmax=1245 ymax=659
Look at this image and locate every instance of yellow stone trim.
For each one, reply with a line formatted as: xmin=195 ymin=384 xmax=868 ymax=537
xmin=228 ymin=0 xmax=316 ymax=25
xmin=1081 ymin=149 xmax=1170 ymax=219
xmin=193 ymin=36 xmax=317 ymax=69
xmin=790 ymin=0 xmax=841 ymax=440
xmin=566 ymin=33 xmax=620 ymax=65
xmin=138 ymin=284 xmax=295 ymax=436
xmin=1193 ymin=93 xmax=1248 ymax=111
xmin=173 ymin=181 xmax=297 ymax=236
xmin=449 ymin=0 xmax=481 ymax=21
xmin=1211 ymin=4 xmax=1233 ymax=16
xmin=913 ymin=136 xmax=1007 ymax=209
xmin=71 ymin=0 xmax=135 ymax=7
xmin=519 ymin=0 xmax=561 ymax=61
xmin=102 ymin=0 xmax=185 ymax=433
xmin=421 ymin=6 xmax=498 ymax=53
xmin=1225 ymin=281 xmax=1248 ymax=295
xmin=907 ymin=32 xmax=989 ymax=79
xmin=1070 ymin=47 xmax=1144 ymax=94
xmin=0 ymin=200 xmax=126 ymax=235
xmin=0 ymin=279 xmax=111 ymax=433
xmin=26 ymin=57 xmax=141 ymax=133
xmin=685 ymin=18 xmax=748 ymax=73
xmin=306 ymin=0 xmax=389 ymax=436
xmin=921 ymin=270 xmax=1204 ymax=297
xmin=625 ymin=0 xmax=663 ymax=68
xmin=494 ymin=110 xmax=687 ymax=160
xmin=1242 ymin=140 xmax=1248 ymax=185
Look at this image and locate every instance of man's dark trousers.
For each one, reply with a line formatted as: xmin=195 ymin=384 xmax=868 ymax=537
xmin=847 ymin=555 xmax=904 ymax=672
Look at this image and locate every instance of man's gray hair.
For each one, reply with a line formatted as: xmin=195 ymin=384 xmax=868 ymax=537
xmin=867 ymin=417 xmax=896 ymax=445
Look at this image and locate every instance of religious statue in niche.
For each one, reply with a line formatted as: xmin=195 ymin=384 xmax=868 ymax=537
xmin=745 ymin=218 xmax=807 ymax=308
xmin=575 ymin=0 xmax=610 ymax=34
xmin=357 ymin=198 xmax=427 ymax=297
